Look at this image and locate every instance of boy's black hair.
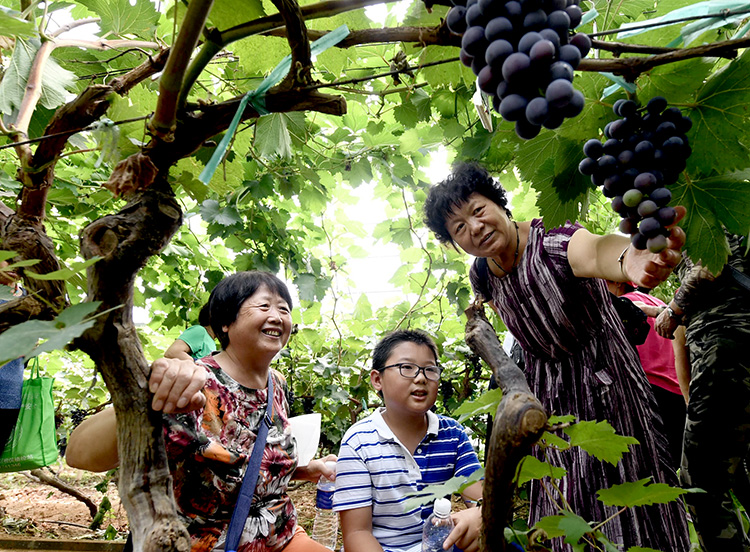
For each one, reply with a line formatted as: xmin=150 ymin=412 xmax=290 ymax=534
xmin=198 ymin=302 xmax=211 ymax=328
xmin=423 ymin=162 xmax=510 ymax=245
xmin=209 ymin=271 xmax=293 ymax=349
xmin=372 ymin=329 xmax=439 ymax=372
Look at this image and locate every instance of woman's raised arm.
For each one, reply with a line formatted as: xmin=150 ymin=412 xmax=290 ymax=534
xmin=568 ymin=206 xmax=686 ymax=288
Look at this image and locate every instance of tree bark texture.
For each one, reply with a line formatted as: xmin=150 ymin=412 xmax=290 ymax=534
xmin=75 ymin=176 xmax=187 ymax=552
xmin=464 ymin=304 xmax=548 ymax=552
xmin=0 ymin=213 xmax=67 ymax=332
xmin=271 ymin=0 xmax=313 ymax=90
xmin=0 ymin=50 xmax=170 ymax=331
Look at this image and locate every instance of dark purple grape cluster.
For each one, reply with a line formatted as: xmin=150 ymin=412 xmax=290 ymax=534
xmin=70 ymin=408 xmax=88 ymax=428
xmin=578 ymin=97 xmax=692 ymax=252
xmin=446 ymin=0 xmax=589 ymax=139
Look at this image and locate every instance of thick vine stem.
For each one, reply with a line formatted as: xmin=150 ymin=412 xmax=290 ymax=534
xmin=150 ymin=0 xmax=214 ymax=139
xmin=591 ymin=39 xmax=677 ymax=56
xmin=464 ymin=303 xmax=547 ymax=552
xmin=150 ymin=88 xmax=346 ymax=169
xmin=580 ymin=35 xmax=750 ymax=79
xmin=76 ymin=178 xmax=187 ymax=552
xmin=268 ymin=23 xmax=461 ymax=48
xmin=271 ymin=0 xmax=313 ymax=91
xmin=179 ymin=0 xmax=397 ymax=104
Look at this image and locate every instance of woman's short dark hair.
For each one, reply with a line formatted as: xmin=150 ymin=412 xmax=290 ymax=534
xmin=423 ymin=162 xmax=510 ymax=244
xmin=209 ymin=271 xmax=293 ymax=349
xmin=198 ymin=303 xmax=211 ymax=328
xmin=372 ymin=329 xmax=439 ymax=372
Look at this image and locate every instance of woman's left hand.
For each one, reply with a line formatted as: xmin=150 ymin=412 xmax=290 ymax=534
xmin=294 ymin=454 xmax=337 ymax=483
xmin=442 ymin=507 xmax=482 ymax=552
xmin=624 ymin=206 xmax=686 ymax=289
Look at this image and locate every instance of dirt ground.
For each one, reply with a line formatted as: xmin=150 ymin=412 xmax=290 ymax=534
xmin=0 ymin=465 xmax=318 ymax=542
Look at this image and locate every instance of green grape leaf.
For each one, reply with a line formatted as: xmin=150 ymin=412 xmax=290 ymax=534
xmin=534 ymin=515 xmax=567 ymax=539
xmin=0 ymin=251 xmax=17 ymax=264
xmin=628 ymin=547 xmax=666 ymax=552
xmin=255 ymin=113 xmax=294 ymax=160
xmin=394 ymin=100 xmax=419 ymax=128
xmin=402 ymin=467 xmax=485 ymax=511
xmin=295 ymin=273 xmax=330 ymax=302
xmin=671 ymin=169 xmax=750 ymax=273
xmin=26 ymin=257 xmax=100 ymax=281
xmin=0 ymin=287 xmax=15 ymax=301
xmin=597 ymin=478 xmax=688 ymax=507
xmin=563 ymin=420 xmax=639 ymax=465
xmin=0 ymin=301 xmax=103 ymax=364
xmin=0 ymin=39 xmax=76 ymax=116
xmin=639 ymin=58 xmax=714 ymax=107
xmin=688 ymin=50 xmax=750 ymax=173
xmin=352 ymin=293 xmax=372 ymax=320
xmin=208 ymin=0 xmax=265 ymax=28
xmin=0 ymin=7 xmax=36 ymax=37
xmin=419 ymin=47 xmax=468 ymax=89
xmin=549 ymin=414 xmax=576 ymax=424
xmin=535 ymin=165 xmax=583 ymax=228
xmin=516 ymin=455 xmax=568 ymax=485
xmin=540 ymin=430 xmax=572 ymax=450
xmin=77 ymin=0 xmax=159 ymax=37
xmin=461 ymin=130 xmax=493 ymax=159
xmin=516 ymin=133 xmax=589 ymax=226
xmin=559 ymin=511 xmax=594 ymax=549
xmin=3 ymin=259 xmax=41 ymax=271
xmin=595 ymin=533 xmax=623 ymax=552
xmin=453 ymin=387 xmax=503 ymax=423
xmin=200 ymin=200 xmax=243 ymax=227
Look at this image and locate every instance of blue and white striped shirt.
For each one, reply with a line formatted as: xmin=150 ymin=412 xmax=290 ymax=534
xmin=333 ymin=408 xmax=481 ymax=552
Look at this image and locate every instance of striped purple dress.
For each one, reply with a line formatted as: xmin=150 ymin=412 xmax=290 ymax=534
xmin=470 ymin=219 xmax=690 ymax=551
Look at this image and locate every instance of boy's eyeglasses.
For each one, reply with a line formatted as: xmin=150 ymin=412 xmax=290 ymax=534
xmin=381 ymin=362 xmax=443 ymax=381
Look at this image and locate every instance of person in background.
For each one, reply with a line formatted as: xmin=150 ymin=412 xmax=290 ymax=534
xmin=0 ymin=261 xmax=25 ymax=453
xmin=655 ymin=232 xmax=750 ymax=552
xmin=423 ymin=162 xmax=690 ymax=552
xmin=164 ymin=303 xmax=217 ymax=361
xmin=606 ymin=280 xmax=689 ymax=470
xmin=334 ymin=329 xmax=483 ymax=552
xmin=67 ymin=271 xmax=334 ymax=552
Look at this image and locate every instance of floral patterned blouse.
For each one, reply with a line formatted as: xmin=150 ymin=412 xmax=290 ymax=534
xmin=163 ymin=356 xmax=298 ymax=552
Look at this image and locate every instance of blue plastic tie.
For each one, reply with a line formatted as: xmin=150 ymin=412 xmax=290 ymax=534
xmin=199 ymin=25 xmax=350 ymax=185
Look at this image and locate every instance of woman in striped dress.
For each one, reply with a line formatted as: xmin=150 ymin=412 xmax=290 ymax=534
xmin=423 ymin=163 xmax=690 ymax=551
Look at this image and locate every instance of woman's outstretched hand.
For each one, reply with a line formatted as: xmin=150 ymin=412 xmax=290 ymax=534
xmin=624 ymin=206 xmax=686 ymax=289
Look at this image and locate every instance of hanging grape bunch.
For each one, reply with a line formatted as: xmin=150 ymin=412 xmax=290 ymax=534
xmin=578 ymin=97 xmax=693 ymax=253
xmin=445 ymin=0 xmax=590 ymax=139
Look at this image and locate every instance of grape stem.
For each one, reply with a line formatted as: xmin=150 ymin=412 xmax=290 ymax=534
xmin=578 ymin=35 xmax=750 ymax=80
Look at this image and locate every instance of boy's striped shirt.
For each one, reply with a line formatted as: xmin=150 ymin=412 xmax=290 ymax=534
xmin=333 ymin=408 xmax=481 ymax=552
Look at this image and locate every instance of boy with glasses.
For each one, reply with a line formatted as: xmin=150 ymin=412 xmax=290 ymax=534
xmin=333 ymin=329 xmax=483 ymax=552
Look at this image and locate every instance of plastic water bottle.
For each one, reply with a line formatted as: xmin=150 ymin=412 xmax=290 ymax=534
xmin=422 ymin=498 xmax=454 ymax=552
xmin=311 ymin=461 xmax=338 ymax=550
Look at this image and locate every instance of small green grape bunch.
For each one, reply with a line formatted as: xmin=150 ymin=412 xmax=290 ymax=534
xmin=578 ymin=96 xmax=692 ymax=252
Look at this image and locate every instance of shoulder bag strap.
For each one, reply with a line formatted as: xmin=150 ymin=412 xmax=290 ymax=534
xmin=224 ymin=371 xmax=275 ymax=552
xmin=729 ymin=265 xmax=750 ymax=293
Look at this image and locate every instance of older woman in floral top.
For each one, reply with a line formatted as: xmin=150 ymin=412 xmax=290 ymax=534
xmin=67 ymin=271 xmax=334 ymax=552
